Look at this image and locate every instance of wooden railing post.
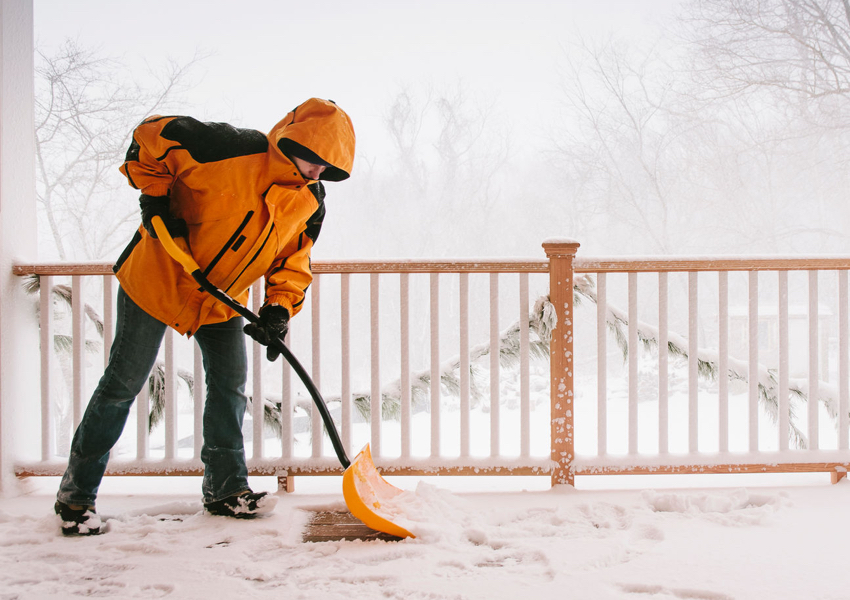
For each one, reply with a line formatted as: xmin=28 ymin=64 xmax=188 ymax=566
xmin=543 ymin=239 xmax=581 ymax=487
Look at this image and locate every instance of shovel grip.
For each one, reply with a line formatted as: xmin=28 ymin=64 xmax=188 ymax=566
xmin=150 ymin=216 xmax=199 ymax=274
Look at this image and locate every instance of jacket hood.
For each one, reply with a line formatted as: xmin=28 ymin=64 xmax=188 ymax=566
xmin=269 ymin=98 xmax=356 ymax=182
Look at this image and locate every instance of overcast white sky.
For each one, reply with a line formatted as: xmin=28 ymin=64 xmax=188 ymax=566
xmin=34 ymin=0 xmax=681 ymax=161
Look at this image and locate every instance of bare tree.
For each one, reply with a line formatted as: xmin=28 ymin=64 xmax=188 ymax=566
xmin=376 ymin=83 xmax=512 ymax=257
xmin=35 ymin=39 xmax=204 ymax=260
xmin=432 ymin=83 xmax=510 ymax=219
xmin=680 ymin=0 xmax=850 ymax=107
xmin=551 ymin=10 xmax=850 ymax=256
xmin=553 ymin=35 xmax=707 ymax=254
xmin=384 ymin=87 xmax=431 ymax=195
xmin=674 ymin=0 xmax=850 ymax=250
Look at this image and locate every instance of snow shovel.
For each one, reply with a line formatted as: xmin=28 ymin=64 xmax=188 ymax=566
xmin=150 ymin=216 xmax=414 ymax=539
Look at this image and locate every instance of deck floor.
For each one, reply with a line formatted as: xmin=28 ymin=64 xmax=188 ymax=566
xmin=302 ymin=510 xmax=403 ymax=543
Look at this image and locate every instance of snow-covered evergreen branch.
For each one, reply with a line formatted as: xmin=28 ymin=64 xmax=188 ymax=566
xmin=573 ymin=274 xmax=826 ymax=449
xmin=273 ymin=299 xmax=556 ymax=430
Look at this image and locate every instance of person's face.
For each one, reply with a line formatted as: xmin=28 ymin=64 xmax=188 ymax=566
xmin=292 ymin=156 xmax=328 ymax=181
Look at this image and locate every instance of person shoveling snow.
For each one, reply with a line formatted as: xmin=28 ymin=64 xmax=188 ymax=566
xmin=54 ymin=98 xmax=356 ymax=535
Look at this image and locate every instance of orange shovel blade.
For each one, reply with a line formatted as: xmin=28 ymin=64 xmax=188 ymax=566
xmin=342 ymin=444 xmax=415 ymax=539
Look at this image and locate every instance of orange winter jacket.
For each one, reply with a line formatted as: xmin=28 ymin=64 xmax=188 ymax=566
xmin=115 ymin=98 xmax=355 ymax=336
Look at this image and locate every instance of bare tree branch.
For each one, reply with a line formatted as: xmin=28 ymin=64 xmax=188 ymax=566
xmin=34 ymin=39 xmax=206 ymax=260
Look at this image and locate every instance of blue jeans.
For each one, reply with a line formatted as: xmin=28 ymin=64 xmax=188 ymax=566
xmin=57 ymin=286 xmax=250 ymax=506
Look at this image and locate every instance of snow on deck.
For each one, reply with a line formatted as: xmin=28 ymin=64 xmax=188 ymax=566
xmin=1 ymin=474 xmax=848 ymax=599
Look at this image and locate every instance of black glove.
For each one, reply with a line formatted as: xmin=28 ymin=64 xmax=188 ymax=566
xmin=140 ymin=194 xmax=188 ymax=239
xmin=243 ymin=305 xmax=290 ymax=361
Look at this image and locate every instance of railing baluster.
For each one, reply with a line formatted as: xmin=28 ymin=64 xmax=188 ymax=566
xmin=72 ymin=275 xmax=84 ymax=428
xmin=778 ymin=271 xmax=789 ymax=451
xmin=102 ymin=278 xmax=114 ymax=463
xmin=312 ymin=275 xmax=322 ymax=458
xmin=281 ymin=326 xmax=292 ymax=460
xmin=193 ymin=341 xmax=203 ymax=459
xmin=748 ymin=271 xmax=759 ymax=452
xmin=400 ymin=273 xmax=411 ymax=458
xmin=136 ymin=381 xmax=149 ymax=459
xmin=689 ymin=272 xmax=698 ymax=453
xmin=628 ymin=272 xmax=638 ymax=455
xmin=597 ymin=273 xmax=607 ymax=456
xmin=840 ymin=270 xmax=849 ymax=450
xmin=164 ymin=329 xmax=177 ymax=459
xmin=809 ymin=270 xmax=819 ymax=450
xmin=459 ymin=273 xmax=470 ymax=458
xmin=370 ymin=273 xmax=381 ymax=457
xmin=341 ymin=273 xmax=352 ymax=455
xmin=658 ymin=272 xmax=668 ymax=454
xmin=40 ymin=275 xmax=54 ymax=460
xmin=490 ymin=273 xmax=500 ymax=457
xmin=252 ymin=280 xmax=264 ymax=460
xmin=102 ymin=275 xmax=113 ymax=371
xmin=718 ymin=272 xmax=729 ymax=453
xmin=519 ymin=272 xmax=530 ymax=459
xmin=430 ymin=273 xmax=440 ymax=458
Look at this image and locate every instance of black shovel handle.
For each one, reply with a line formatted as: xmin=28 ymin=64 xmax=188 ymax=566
xmin=150 ymin=216 xmax=351 ymax=469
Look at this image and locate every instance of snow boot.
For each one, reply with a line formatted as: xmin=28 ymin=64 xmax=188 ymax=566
xmin=55 ymin=500 xmax=102 ymax=536
xmin=204 ymin=490 xmax=277 ymax=519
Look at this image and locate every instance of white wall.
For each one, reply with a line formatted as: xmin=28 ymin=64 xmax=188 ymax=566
xmin=0 ymin=0 xmax=39 ymax=496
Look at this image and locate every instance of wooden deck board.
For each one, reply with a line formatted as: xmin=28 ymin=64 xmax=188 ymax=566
xmin=302 ymin=510 xmax=403 ymax=543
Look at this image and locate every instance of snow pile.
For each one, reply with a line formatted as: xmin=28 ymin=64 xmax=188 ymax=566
xmin=643 ymin=488 xmax=787 ymax=526
xmin=374 ymin=481 xmax=477 ymax=541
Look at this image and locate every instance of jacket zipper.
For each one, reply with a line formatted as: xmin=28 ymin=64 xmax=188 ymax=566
xmin=203 ymin=211 xmax=255 ymax=277
xmin=224 ymin=223 xmax=275 ymax=294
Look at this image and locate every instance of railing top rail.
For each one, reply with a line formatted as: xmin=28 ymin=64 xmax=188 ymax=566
xmin=574 ymin=256 xmax=850 ymax=272
xmin=312 ymin=259 xmax=550 ymax=273
xmin=13 ymin=263 xmax=115 ymax=276
xmin=13 ymin=255 xmax=850 ymax=277
xmin=12 ymin=259 xmax=552 ymax=276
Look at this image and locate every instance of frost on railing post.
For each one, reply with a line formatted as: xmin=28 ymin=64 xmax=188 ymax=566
xmin=543 ymin=239 xmax=580 ymax=487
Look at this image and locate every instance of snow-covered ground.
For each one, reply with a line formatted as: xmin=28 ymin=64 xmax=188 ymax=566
xmin=1 ymin=472 xmax=849 ymax=600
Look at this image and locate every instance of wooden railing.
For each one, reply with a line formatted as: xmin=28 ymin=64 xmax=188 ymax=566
xmin=568 ymin=252 xmax=850 ymax=484
xmin=11 ymin=254 xmax=558 ymax=490
xmin=10 ymin=243 xmax=850 ymax=489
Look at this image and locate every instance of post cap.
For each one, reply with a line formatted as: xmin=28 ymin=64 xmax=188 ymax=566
xmin=542 ymin=239 xmax=580 ymax=257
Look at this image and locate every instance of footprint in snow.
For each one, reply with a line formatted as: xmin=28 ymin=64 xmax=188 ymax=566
xmin=619 ymin=582 xmax=734 ymax=600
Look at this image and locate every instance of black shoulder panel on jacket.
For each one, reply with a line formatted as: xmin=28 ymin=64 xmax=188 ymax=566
xmin=304 ymin=183 xmax=326 ymax=243
xmin=159 ymin=117 xmax=269 ymax=164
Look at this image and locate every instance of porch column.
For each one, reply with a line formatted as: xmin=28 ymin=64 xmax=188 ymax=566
xmin=0 ymin=0 xmax=39 ymax=495
xmin=543 ymin=239 xmax=580 ymax=487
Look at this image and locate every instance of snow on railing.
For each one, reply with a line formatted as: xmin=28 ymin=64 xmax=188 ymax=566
xmin=11 ymin=250 xmax=850 ymax=489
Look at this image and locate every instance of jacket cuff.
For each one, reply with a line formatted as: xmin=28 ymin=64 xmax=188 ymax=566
xmin=264 ymin=295 xmax=295 ymax=315
xmin=142 ymin=183 xmax=171 ymax=198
